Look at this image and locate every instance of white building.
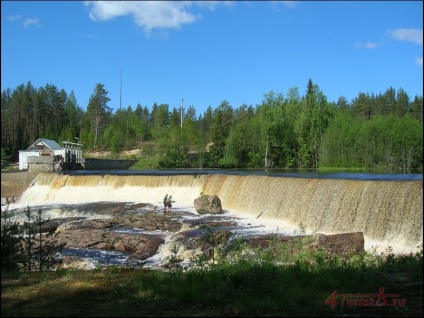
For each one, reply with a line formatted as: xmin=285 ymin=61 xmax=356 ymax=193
xmin=18 ymin=138 xmax=65 ymax=170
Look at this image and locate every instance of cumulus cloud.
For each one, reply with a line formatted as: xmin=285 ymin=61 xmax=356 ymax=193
xmin=23 ymin=18 xmax=40 ymax=28
xmin=387 ymin=28 xmax=423 ymax=45
xmin=387 ymin=28 xmax=423 ymax=67
xmin=354 ymin=42 xmax=380 ymax=49
xmin=83 ymin=1 xmax=229 ymax=35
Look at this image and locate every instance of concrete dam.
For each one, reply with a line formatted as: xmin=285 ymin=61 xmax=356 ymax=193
xmin=14 ymin=172 xmax=423 ymax=252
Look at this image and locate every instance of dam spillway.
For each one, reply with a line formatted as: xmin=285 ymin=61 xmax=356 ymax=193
xmin=14 ymin=172 xmax=423 ymax=251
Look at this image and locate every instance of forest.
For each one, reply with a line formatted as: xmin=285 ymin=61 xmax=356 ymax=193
xmin=1 ymin=79 xmax=423 ymax=171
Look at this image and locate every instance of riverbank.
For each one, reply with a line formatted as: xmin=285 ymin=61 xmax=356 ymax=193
xmin=2 ymin=250 xmax=422 ymax=317
xmin=1 ymin=170 xmax=39 ymax=203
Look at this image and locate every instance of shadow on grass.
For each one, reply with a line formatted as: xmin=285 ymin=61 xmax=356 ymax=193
xmin=2 ymin=254 xmax=423 ymax=317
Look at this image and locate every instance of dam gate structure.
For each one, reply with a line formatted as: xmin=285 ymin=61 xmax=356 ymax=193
xmin=62 ymin=141 xmax=84 ymax=170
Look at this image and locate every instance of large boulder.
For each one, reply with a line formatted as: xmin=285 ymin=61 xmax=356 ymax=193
xmin=54 ymin=228 xmax=165 ymax=261
xmin=312 ymin=232 xmax=365 ymax=255
xmin=193 ymin=194 xmax=223 ymax=214
xmin=241 ymin=232 xmax=365 ymax=257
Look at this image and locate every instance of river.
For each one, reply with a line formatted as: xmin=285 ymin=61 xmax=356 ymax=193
xmin=3 ymin=170 xmax=423 ymax=269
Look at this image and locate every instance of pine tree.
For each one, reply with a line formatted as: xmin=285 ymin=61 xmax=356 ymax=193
xmin=1 ymin=203 xmax=22 ymax=272
xmin=86 ymin=83 xmax=112 ymax=148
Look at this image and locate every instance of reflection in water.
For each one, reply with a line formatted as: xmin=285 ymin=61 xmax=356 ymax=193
xmin=70 ymin=169 xmax=423 ymax=181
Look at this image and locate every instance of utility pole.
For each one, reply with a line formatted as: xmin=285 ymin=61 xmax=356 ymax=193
xmin=120 ymin=59 xmax=123 ymax=110
xmin=265 ymin=133 xmax=269 ymax=169
xmin=180 ymin=98 xmax=184 ymax=127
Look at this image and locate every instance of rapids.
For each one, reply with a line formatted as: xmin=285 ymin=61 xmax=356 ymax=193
xmin=6 ymin=171 xmax=422 ymax=256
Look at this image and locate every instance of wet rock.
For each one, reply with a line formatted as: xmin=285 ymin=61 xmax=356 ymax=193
xmin=168 ymin=228 xmax=234 ymax=261
xmin=242 ymin=232 xmax=365 ymax=256
xmin=130 ymin=235 xmax=166 ymax=260
xmin=55 ymin=227 xmax=165 ymax=261
xmin=243 ymin=234 xmax=292 ymax=249
xmin=183 ymin=216 xmax=238 ymax=229
xmin=312 ymin=232 xmax=365 ymax=255
xmin=29 ymin=201 xmax=367 ymax=269
xmin=193 ymin=194 xmax=223 ymax=214
xmin=113 ymin=211 xmax=183 ymax=232
xmin=57 ymin=256 xmax=96 ymax=270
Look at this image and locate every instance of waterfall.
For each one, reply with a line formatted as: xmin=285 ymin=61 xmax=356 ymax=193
xmin=200 ymin=174 xmax=423 ymax=248
xmin=16 ymin=172 xmax=423 ymax=250
xmin=18 ymin=173 xmax=205 ymax=206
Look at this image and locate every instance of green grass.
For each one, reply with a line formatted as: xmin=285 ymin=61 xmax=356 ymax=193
xmin=2 ymin=242 xmax=422 ymax=317
xmin=130 ymin=155 xmax=161 ymax=170
xmin=1 ymin=164 xmax=19 ymax=172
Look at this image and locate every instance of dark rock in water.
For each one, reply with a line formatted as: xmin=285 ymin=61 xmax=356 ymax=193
xmin=242 ymin=232 xmax=365 ymax=256
xmin=118 ymin=235 xmax=165 ymax=260
xmin=193 ymin=194 xmax=223 ymax=214
xmin=56 ymin=256 xmax=96 ymax=270
xmin=243 ymin=233 xmax=293 ymax=249
xmin=55 ymin=228 xmax=165 ymax=261
xmin=312 ymin=232 xmax=365 ymax=255
xmin=174 ymin=228 xmax=233 ymax=250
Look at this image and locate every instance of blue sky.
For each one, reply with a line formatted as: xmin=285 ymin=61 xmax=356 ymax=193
xmin=1 ymin=1 xmax=422 ymax=116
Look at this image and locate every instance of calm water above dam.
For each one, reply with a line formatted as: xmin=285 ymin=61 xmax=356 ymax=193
xmin=70 ymin=168 xmax=423 ymax=181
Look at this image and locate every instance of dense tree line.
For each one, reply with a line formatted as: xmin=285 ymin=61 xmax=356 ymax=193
xmin=1 ymin=79 xmax=422 ymax=171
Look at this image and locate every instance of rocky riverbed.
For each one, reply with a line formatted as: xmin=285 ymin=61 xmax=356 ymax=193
xmin=6 ymin=201 xmax=365 ymax=270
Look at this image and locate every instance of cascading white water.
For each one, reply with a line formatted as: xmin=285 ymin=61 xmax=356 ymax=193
xmin=17 ymin=173 xmax=205 ymax=206
xmin=13 ymin=172 xmax=423 ymax=253
xmin=200 ymin=174 xmax=423 ymax=249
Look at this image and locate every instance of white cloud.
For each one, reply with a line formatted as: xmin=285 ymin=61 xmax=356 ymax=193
xmin=268 ymin=1 xmax=299 ymax=11
xmin=387 ymin=28 xmax=423 ymax=46
xmin=23 ymin=18 xmax=40 ymax=28
xmin=280 ymin=1 xmax=299 ymax=9
xmin=196 ymin=1 xmax=234 ymax=11
xmin=387 ymin=29 xmax=423 ymax=66
xmin=83 ymin=1 xmax=227 ymax=35
xmin=354 ymin=42 xmax=380 ymax=49
xmin=7 ymin=14 xmax=40 ymax=27
xmin=7 ymin=15 xmax=23 ymax=21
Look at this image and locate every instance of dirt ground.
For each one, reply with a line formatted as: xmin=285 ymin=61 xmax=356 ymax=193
xmin=84 ymin=149 xmax=141 ymax=158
